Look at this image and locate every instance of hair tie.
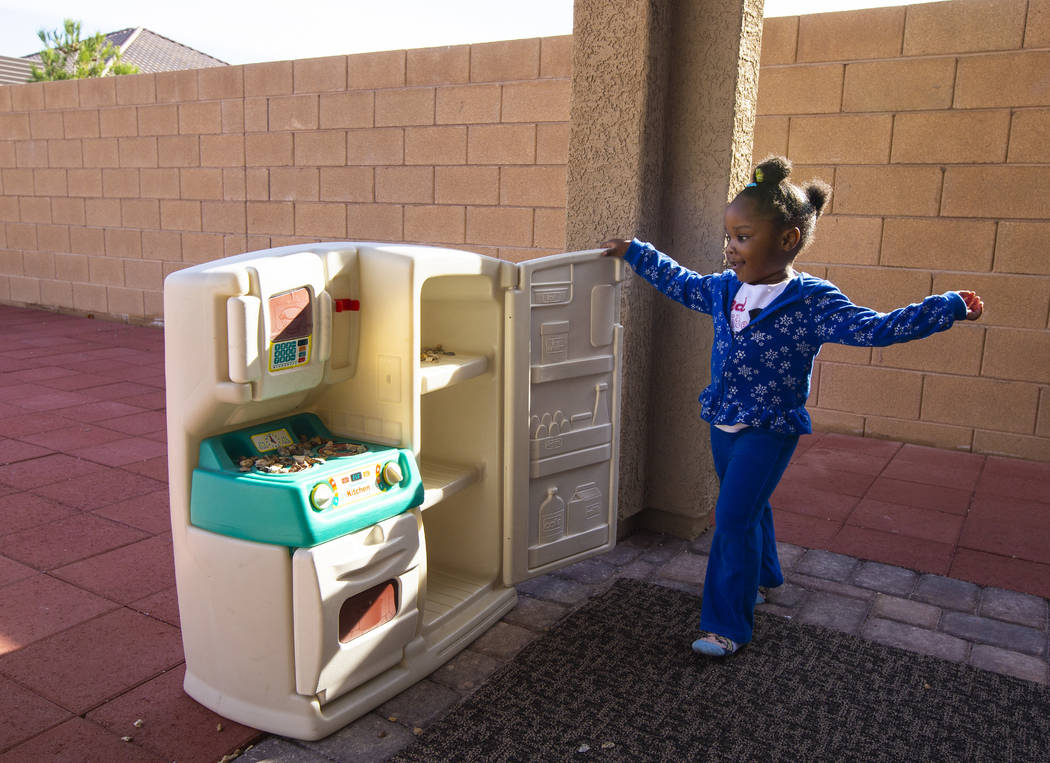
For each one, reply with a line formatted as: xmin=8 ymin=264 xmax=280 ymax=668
xmin=744 ymin=167 xmax=764 ymax=189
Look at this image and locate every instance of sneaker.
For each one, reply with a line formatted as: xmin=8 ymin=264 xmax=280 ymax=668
xmin=691 ymin=631 xmax=740 ymax=657
xmin=756 ymin=585 xmax=780 ymax=605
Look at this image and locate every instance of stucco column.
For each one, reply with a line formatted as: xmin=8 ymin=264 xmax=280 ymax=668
xmin=566 ymin=0 xmax=764 ymax=538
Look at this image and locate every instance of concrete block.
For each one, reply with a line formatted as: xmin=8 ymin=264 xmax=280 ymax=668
xmin=955 ymin=51 xmax=1050 ymax=108
xmin=268 ymin=95 xmax=319 ymax=132
xmin=293 ymin=55 xmax=348 ymax=94
xmin=377 ymin=679 xmax=461 ymax=730
xmin=319 ymin=92 xmax=374 ymax=129
xmin=407 ymin=45 xmax=470 ymax=86
xmin=914 ymin=573 xmax=979 ymax=611
xmin=115 ymin=74 xmax=156 ymax=106
xmin=501 ymin=80 xmax=570 ymax=122
xmin=502 ymin=594 xmax=570 ymax=632
xmin=979 ymin=587 xmax=1048 ymax=629
xmin=796 ymin=590 xmax=869 ymax=634
xmin=467 ymin=124 xmax=535 ymax=164
xmin=861 ymin=617 xmax=969 ymax=661
xmin=834 ymin=166 xmax=943 ymax=216
xmin=893 ymin=110 xmax=1010 ymax=164
xmin=819 ymin=364 xmax=923 ymax=420
xmin=375 ymin=166 xmax=433 ymax=204
xmin=140 ymin=168 xmax=180 ymax=199
xmin=880 ymin=217 xmax=995 ymax=272
xmin=197 ymin=66 xmax=243 ymax=100
xmin=375 ymin=88 xmax=434 ymax=127
xmin=155 ymin=69 xmax=198 ymax=104
xmin=270 ymin=168 xmax=320 ymax=202
xmin=1008 ymin=109 xmax=1050 ymax=163
xmin=932 ymin=271 xmax=1049 ymax=329
xmin=981 ymin=328 xmax=1050 ymax=383
xmin=435 ymin=166 xmax=499 ymax=205
xmin=201 ymin=134 xmax=246 ymax=168
xmin=405 ymin=126 xmax=466 ymax=165
xmin=347 ymin=203 xmax=402 ymax=240
xmin=430 ymin=649 xmax=505 ymax=694
xmin=795 ymin=549 xmax=860 ymax=582
xmin=244 ymin=61 xmax=293 ymax=97
xmin=403 ymin=205 xmax=464 ymax=244
xmin=540 ymin=36 xmax=573 ymax=77
xmin=158 ymin=136 xmax=200 ymax=168
xmin=470 ymin=621 xmax=537 ymax=661
xmin=435 ymin=84 xmax=501 ymax=125
xmin=349 ymin=50 xmax=406 ymax=89
xmin=871 ymin=593 xmax=941 ymax=628
xmin=969 ymin=644 xmax=1048 ymax=684
xmin=515 ymin=573 xmax=593 ymax=605
xmin=756 ymin=64 xmax=843 ymax=115
xmin=81 ymin=138 xmax=119 ymax=168
xmin=470 ymin=39 xmax=540 ymax=82
xmin=921 ymin=374 xmax=1038 ymax=433
xmin=179 ymin=168 xmax=222 ymax=200
xmin=63 ymin=111 xmax=100 ymax=140
xmin=294 ymin=131 xmax=346 ymax=167
xmin=941 ymin=611 xmax=1046 ymax=655
xmin=797 ymin=7 xmax=905 ymax=62
xmin=851 ymin=561 xmax=919 ymax=596
xmin=301 ymin=713 xmax=416 ymax=763
xmin=294 ymin=202 xmax=345 ymax=238
xmin=904 ymin=0 xmax=1027 ymax=55
xmin=500 ymin=166 xmax=566 ymax=207
xmin=319 ymin=166 xmax=374 ymax=202
xmin=348 ymin=128 xmax=404 ymax=165
xmin=843 ymin=57 xmax=955 ymax=112
xmin=760 ymin=16 xmax=798 ymax=65
xmin=137 ymin=104 xmax=178 ymax=137
xmin=245 ymin=133 xmax=293 ymax=167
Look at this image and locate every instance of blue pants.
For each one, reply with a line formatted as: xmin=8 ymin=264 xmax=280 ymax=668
xmin=700 ymin=426 xmax=798 ymax=644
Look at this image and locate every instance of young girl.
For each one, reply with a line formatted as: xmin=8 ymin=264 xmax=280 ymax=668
xmin=602 ymin=156 xmax=983 ymax=657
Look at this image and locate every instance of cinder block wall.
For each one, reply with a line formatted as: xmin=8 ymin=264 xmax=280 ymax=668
xmin=0 ymin=37 xmax=571 ymax=320
xmin=754 ymin=0 xmax=1050 ymax=461
xmin=1 ymin=0 xmax=1047 ymax=462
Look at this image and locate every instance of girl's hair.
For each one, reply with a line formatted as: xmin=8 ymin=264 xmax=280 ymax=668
xmin=739 ymin=155 xmax=831 ymax=254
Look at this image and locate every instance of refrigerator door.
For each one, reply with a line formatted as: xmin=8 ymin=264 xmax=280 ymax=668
xmin=504 ymin=251 xmax=624 ymax=584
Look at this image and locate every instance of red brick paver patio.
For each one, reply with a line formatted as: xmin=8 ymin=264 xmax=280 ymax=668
xmin=0 ymin=304 xmax=1048 ymax=760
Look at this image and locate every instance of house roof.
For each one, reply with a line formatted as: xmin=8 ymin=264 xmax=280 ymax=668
xmin=0 ymin=54 xmax=34 ymax=86
xmin=8 ymin=26 xmax=227 ymax=84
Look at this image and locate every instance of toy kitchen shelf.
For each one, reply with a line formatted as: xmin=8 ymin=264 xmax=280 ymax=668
xmin=418 ymin=351 xmax=488 ymax=395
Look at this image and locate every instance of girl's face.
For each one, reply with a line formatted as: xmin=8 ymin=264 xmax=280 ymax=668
xmin=723 ymin=195 xmax=799 ymax=285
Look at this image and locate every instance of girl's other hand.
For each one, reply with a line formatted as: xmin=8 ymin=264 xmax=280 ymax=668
xmin=600 ymin=238 xmax=631 ymax=258
xmin=958 ymin=290 xmax=984 ymax=321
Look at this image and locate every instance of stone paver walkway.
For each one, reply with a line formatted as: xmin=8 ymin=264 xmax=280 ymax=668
xmin=236 ymin=530 xmax=1050 ymax=762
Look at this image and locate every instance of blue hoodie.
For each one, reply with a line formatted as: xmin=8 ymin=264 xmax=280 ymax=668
xmin=624 ymin=238 xmax=968 ymax=435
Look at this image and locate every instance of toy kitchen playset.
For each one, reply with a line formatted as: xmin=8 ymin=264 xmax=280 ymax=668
xmin=164 ymin=241 xmax=623 ymax=739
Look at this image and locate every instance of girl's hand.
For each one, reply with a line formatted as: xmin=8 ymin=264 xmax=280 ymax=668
xmin=958 ymin=290 xmax=984 ymax=321
xmin=600 ymin=238 xmax=631 ymax=258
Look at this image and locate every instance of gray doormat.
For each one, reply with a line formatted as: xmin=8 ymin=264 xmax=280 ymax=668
xmin=393 ymin=578 xmax=1050 ymax=762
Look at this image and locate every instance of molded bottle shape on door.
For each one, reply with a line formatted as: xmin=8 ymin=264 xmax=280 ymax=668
xmin=538 ymin=486 xmax=566 ymax=544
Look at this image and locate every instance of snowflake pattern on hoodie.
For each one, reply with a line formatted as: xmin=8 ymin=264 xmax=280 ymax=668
xmin=623 ymin=239 xmax=967 ymax=435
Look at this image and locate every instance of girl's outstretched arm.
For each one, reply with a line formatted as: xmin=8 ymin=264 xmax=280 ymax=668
xmin=814 ymin=285 xmax=969 ymax=347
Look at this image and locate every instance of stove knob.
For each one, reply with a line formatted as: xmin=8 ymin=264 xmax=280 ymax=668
xmin=381 ymin=460 xmax=403 ymax=487
xmin=310 ymin=481 xmax=336 ymax=511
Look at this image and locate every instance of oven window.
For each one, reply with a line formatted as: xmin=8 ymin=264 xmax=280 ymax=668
xmin=338 ymin=580 xmax=398 ymax=643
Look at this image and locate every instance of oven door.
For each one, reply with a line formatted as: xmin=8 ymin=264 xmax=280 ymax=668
xmin=292 ymin=510 xmax=422 ymax=705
